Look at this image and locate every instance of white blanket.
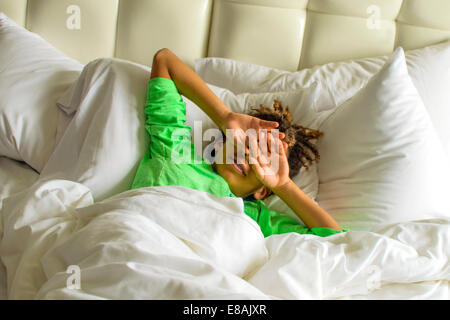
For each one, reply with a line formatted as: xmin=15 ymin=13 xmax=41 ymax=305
xmin=1 ymin=179 xmax=449 ymax=299
xmin=0 ymin=157 xmax=40 ymax=300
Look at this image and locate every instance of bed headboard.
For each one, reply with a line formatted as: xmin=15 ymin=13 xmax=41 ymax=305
xmin=1 ymin=0 xmax=449 ymax=71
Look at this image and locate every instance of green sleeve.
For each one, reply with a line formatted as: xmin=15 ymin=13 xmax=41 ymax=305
xmin=243 ymin=199 xmax=346 ymax=238
xmin=144 ymin=77 xmax=197 ymax=162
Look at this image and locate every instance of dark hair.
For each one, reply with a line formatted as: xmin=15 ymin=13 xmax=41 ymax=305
xmin=248 ymin=100 xmax=324 ymax=178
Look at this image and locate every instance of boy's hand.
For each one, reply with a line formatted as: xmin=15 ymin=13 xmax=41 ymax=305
xmin=222 ymin=111 xmax=284 ymax=152
xmin=249 ymin=131 xmax=291 ymax=190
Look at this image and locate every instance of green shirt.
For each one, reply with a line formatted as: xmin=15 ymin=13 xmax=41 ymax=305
xmin=132 ymin=77 xmax=344 ymax=238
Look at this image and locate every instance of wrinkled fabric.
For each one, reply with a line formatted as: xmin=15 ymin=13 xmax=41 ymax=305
xmin=0 ymin=180 xmax=448 ymax=299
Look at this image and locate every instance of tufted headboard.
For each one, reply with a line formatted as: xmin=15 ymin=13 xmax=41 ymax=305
xmin=1 ymin=0 xmax=450 ymax=71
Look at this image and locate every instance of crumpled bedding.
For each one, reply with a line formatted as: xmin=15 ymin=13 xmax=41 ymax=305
xmin=1 ymin=179 xmax=448 ymax=299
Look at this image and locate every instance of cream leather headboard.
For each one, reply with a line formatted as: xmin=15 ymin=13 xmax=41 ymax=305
xmin=1 ymin=0 xmax=450 ymax=71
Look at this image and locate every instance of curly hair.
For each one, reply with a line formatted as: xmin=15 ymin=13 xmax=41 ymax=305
xmin=248 ymin=100 xmax=324 ymax=178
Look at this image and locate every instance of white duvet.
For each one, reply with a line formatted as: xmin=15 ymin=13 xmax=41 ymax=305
xmin=0 ymin=179 xmax=449 ymax=300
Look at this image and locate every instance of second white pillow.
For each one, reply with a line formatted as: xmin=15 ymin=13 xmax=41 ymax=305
xmin=316 ymin=48 xmax=450 ymax=230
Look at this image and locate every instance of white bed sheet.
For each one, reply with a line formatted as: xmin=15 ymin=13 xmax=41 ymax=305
xmin=0 ymin=156 xmax=40 ymax=300
xmin=0 ymin=180 xmax=449 ymax=299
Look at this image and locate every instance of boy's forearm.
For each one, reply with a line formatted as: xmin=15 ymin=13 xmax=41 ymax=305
xmin=152 ymin=48 xmax=231 ymax=131
xmin=272 ymin=180 xmax=342 ymax=230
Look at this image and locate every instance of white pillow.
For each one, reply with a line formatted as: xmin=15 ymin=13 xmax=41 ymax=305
xmin=51 ymin=58 xmax=328 ymax=215
xmin=316 ymin=48 xmax=450 ymax=230
xmin=0 ymin=13 xmax=83 ymax=172
xmin=40 ymin=58 xmax=151 ymax=202
xmin=195 ymin=41 xmax=450 ymax=159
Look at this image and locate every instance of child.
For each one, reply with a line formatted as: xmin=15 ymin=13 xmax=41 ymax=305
xmin=131 ymin=48 xmax=343 ymax=237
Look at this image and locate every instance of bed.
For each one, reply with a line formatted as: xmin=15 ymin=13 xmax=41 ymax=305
xmin=0 ymin=0 xmax=449 ymax=300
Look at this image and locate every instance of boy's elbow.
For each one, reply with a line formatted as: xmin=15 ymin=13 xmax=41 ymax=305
xmin=151 ymin=48 xmax=173 ymax=79
xmin=154 ymin=48 xmax=171 ymax=61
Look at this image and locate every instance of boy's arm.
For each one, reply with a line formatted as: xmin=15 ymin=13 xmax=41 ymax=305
xmin=150 ymin=48 xmax=279 ymax=137
xmin=250 ymin=133 xmax=342 ymax=231
xmin=273 ymin=180 xmax=342 ymax=231
xmin=150 ymin=48 xmax=230 ymax=131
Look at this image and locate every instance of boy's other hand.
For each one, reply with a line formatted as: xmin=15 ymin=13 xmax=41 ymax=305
xmin=249 ymin=131 xmax=291 ymax=190
xmin=223 ymin=111 xmax=285 ymax=153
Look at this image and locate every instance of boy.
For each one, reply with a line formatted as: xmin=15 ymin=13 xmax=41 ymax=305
xmin=131 ymin=48 xmax=343 ymax=237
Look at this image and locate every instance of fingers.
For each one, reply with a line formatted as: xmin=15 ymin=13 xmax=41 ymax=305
xmin=249 ymin=156 xmax=262 ymax=173
xmin=272 ymin=133 xmax=288 ymax=159
xmin=250 ymin=163 xmax=265 ymax=182
xmin=248 ymin=134 xmax=260 ymax=165
xmin=260 ymin=120 xmax=279 ymax=129
xmin=279 ymin=138 xmax=288 ymax=157
xmin=259 ymin=119 xmax=285 ymax=140
xmin=232 ymin=126 xmax=286 ymax=166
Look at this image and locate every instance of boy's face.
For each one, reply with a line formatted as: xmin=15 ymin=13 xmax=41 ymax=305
xmin=212 ymin=139 xmax=270 ymax=199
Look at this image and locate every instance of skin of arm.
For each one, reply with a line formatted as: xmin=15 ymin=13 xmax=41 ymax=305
xmin=274 ymin=181 xmax=342 ymax=230
xmin=151 ymin=48 xmax=342 ymax=231
xmin=151 ymin=48 xmax=279 ymax=133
